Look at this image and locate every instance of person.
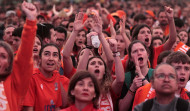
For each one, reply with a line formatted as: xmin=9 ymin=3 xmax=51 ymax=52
xmin=134 ymin=63 xmax=190 ymax=111
xmin=144 ymin=10 xmax=156 ymax=28
xmin=152 ymin=26 xmax=164 ymax=39
xmin=132 ymin=6 xmax=176 ymax=68
xmin=23 ymin=44 xmax=70 ymax=111
xmin=119 ymin=40 xmax=153 ymax=111
xmin=150 ymin=37 xmax=163 ymax=48
xmin=2 ymin=25 xmax=15 ymax=45
xmin=132 ymin=51 xmax=190 ymax=110
xmin=77 ymin=14 xmax=124 ymax=111
xmin=178 ymin=30 xmax=190 ymax=46
xmin=12 ymin=27 xmax=23 ymax=53
xmin=0 ymin=1 xmax=37 ymax=110
xmin=60 ymin=71 xmax=101 ymax=111
xmin=33 ymin=35 xmax=42 ymax=68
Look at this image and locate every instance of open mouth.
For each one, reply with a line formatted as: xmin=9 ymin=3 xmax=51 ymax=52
xmin=179 ymin=77 xmax=185 ymax=82
xmin=78 ymin=41 xmax=83 ymax=44
xmin=94 ymin=69 xmax=100 ymax=73
xmin=145 ymin=38 xmax=149 ymax=42
xmin=47 ymin=63 xmax=54 ymax=66
xmin=138 ymin=57 xmax=143 ymax=62
xmin=33 ymin=48 xmax=38 ymax=52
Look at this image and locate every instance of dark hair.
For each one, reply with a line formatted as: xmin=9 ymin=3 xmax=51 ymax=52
xmin=0 ymin=41 xmax=14 ymax=75
xmin=86 ymin=56 xmax=112 ymax=93
xmin=157 ymin=51 xmax=172 ymax=64
xmin=132 ymin=24 xmax=152 ymax=41
xmin=36 ymin=34 xmax=43 ymax=47
xmin=166 ymin=51 xmax=190 ymax=65
xmin=66 ymin=17 xmax=75 ymax=29
xmin=37 ymin=23 xmax=50 ymax=40
xmin=39 ymin=43 xmax=61 ymax=60
xmin=134 ymin=13 xmax=146 ymax=22
xmin=127 ymin=40 xmax=150 ymax=71
xmin=178 ymin=30 xmax=190 ymax=46
xmin=54 ymin=26 xmax=67 ymax=39
xmin=157 ymin=8 xmax=165 ymax=18
xmin=174 ymin=17 xmax=184 ymax=29
xmin=12 ymin=27 xmax=23 ymax=38
xmin=68 ymin=70 xmax=100 ymax=108
xmin=150 ymin=36 xmax=163 ymax=48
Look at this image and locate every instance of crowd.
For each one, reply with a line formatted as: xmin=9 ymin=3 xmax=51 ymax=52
xmin=1 ymin=0 xmax=190 ymax=111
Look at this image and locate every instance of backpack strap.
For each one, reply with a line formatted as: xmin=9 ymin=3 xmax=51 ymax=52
xmin=142 ymin=99 xmax=154 ymax=111
xmin=176 ymin=98 xmax=189 ymax=111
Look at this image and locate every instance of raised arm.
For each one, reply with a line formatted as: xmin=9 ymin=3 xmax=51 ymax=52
xmin=12 ymin=1 xmax=37 ymax=97
xmin=120 ymin=15 xmax=131 ymax=51
xmin=77 ymin=32 xmax=93 ymax=71
xmin=108 ymin=39 xmax=125 ymax=95
xmin=62 ymin=12 xmax=85 ymax=77
xmin=163 ymin=6 xmax=176 ymax=50
xmin=91 ymin=14 xmax=114 ymax=72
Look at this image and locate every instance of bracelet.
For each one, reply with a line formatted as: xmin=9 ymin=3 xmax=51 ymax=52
xmin=129 ymin=88 xmax=135 ymax=94
xmin=113 ymin=52 xmax=120 ymax=57
xmin=86 ymin=45 xmax=93 ymax=49
xmin=142 ymin=77 xmax=146 ymax=82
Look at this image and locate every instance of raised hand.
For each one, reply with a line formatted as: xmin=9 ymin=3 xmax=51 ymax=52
xmin=133 ymin=55 xmax=143 ymax=78
xmin=21 ymin=1 xmax=37 ymax=21
xmin=165 ymin=6 xmax=174 ymax=21
xmin=73 ymin=12 xmax=85 ymax=31
xmin=120 ymin=15 xmax=126 ymax=34
xmin=91 ymin=14 xmax=102 ymax=35
xmin=110 ymin=20 xmax=116 ymax=39
xmin=108 ymin=39 xmax=117 ymax=52
xmin=130 ymin=76 xmax=143 ymax=92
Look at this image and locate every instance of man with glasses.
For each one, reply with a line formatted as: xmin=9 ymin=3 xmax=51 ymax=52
xmin=134 ymin=63 xmax=190 ymax=111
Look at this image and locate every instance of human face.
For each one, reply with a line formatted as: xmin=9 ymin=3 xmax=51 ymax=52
xmin=78 ymin=49 xmax=93 ymax=62
xmin=55 ymin=31 xmax=66 ymax=50
xmin=71 ymin=77 xmax=96 ymax=102
xmin=171 ymin=37 xmax=180 ymax=51
xmin=3 ymin=27 xmax=15 ymax=45
xmin=40 ymin=46 xmax=59 ymax=72
xmin=0 ymin=47 xmax=9 ymax=74
xmin=179 ymin=31 xmax=188 ymax=44
xmin=137 ymin=27 xmax=152 ymax=47
xmin=75 ymin=31 xmax=86 ymax=47
xmin=87 ymin=58 xmax=105 ymax=80
xmin=50 ymin=29 xmax=56 ymax=44
xmin=130 ymin=43 xmax=149 ymax=67
xmin=153 ymin=64 xmax=178 ymax=95
xmin=158 ymin=12 xmax=168 ymax=26
xmin=116 ymin=35 xmax=125 ymax=53
xmin=171 ymin=62 xmax=190 ymax=89
xmin=145 ymin=15 xmax=154 ymax=27
xmin=152 ymin=29 xmax=164 ymax=39
xmin=68 ymin=22 xmax=74 ymax=32
xmin=33 ymin=37 xmax=42 ymax=57
xmin=153 ymin=39 xmax=162 ymax=47
xmin=12 ymin=36 xmax=21 ymax=51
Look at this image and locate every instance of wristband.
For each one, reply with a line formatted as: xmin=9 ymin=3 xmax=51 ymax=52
xmin=142 ymin=77 xmax=146 ymax=82
xmin=113 ymin=52 xmax=120 ymax=57
xmin=86 ymin=45 xmax=93 ymax=49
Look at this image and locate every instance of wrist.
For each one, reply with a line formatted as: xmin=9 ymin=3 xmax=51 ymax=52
xmin=113 ymin=52 xmax=120 ymax=57
xmin=142 ymin=77 xmax=146 ymax=82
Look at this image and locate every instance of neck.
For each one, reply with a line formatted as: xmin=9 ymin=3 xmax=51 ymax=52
xmin=176 ymin=87 xmax=182 ymax=95
xmin=160 ymin=25 xmax=167 ymax=31
xmin=156 ymin=93 xmax=175 ymax=104
xmin=39 ymin=67 xmax=53 ymax=78
xmin=140 ymin=65 xmax=149 ymax=76
xmin=74 ymin=99 xmax=91 ymax=111
xmin=119 ymin=50 xmax=125 ymax=59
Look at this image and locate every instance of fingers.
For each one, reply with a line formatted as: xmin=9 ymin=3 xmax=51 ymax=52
xmin=87 ymin=32 xmax=98 ymax=38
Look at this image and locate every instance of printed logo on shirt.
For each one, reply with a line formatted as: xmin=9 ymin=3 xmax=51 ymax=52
xmin=100 ymin=95 xmax=112 ymax=111
xmin=44 ymin=100 xmax=56 ymax=111
xmin=0 ymin=82 xmax=10 ymax=110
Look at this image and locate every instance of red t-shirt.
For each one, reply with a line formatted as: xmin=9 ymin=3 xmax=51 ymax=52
xmin=23 ymin=68 xmax=69 ymax=111
xmin=61 ymin=103 xmax=101 ymax=111
xmin=152 ymin=44 xmax=164 ymax=68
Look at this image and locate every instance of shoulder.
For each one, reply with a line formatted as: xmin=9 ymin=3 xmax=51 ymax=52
xmin=134 ymin=102 xmax=144 ymax=111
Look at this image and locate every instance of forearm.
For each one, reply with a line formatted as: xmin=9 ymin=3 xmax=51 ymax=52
xmin=121 ymin=32 xmax=131 ymax=51
xmin=99 ymin=33 xmax=114 ymax=64
xmin=119 ymin=91 xmax=135 ymax=111
xmin=77 ymin=48 xmax=90 ymax=71
xmin=63 ymin=30 xmax=78 ymax=58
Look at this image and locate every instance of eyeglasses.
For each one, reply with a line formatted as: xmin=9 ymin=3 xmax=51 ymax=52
xmin=155 ymin=73 xmax=176 ymax=80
